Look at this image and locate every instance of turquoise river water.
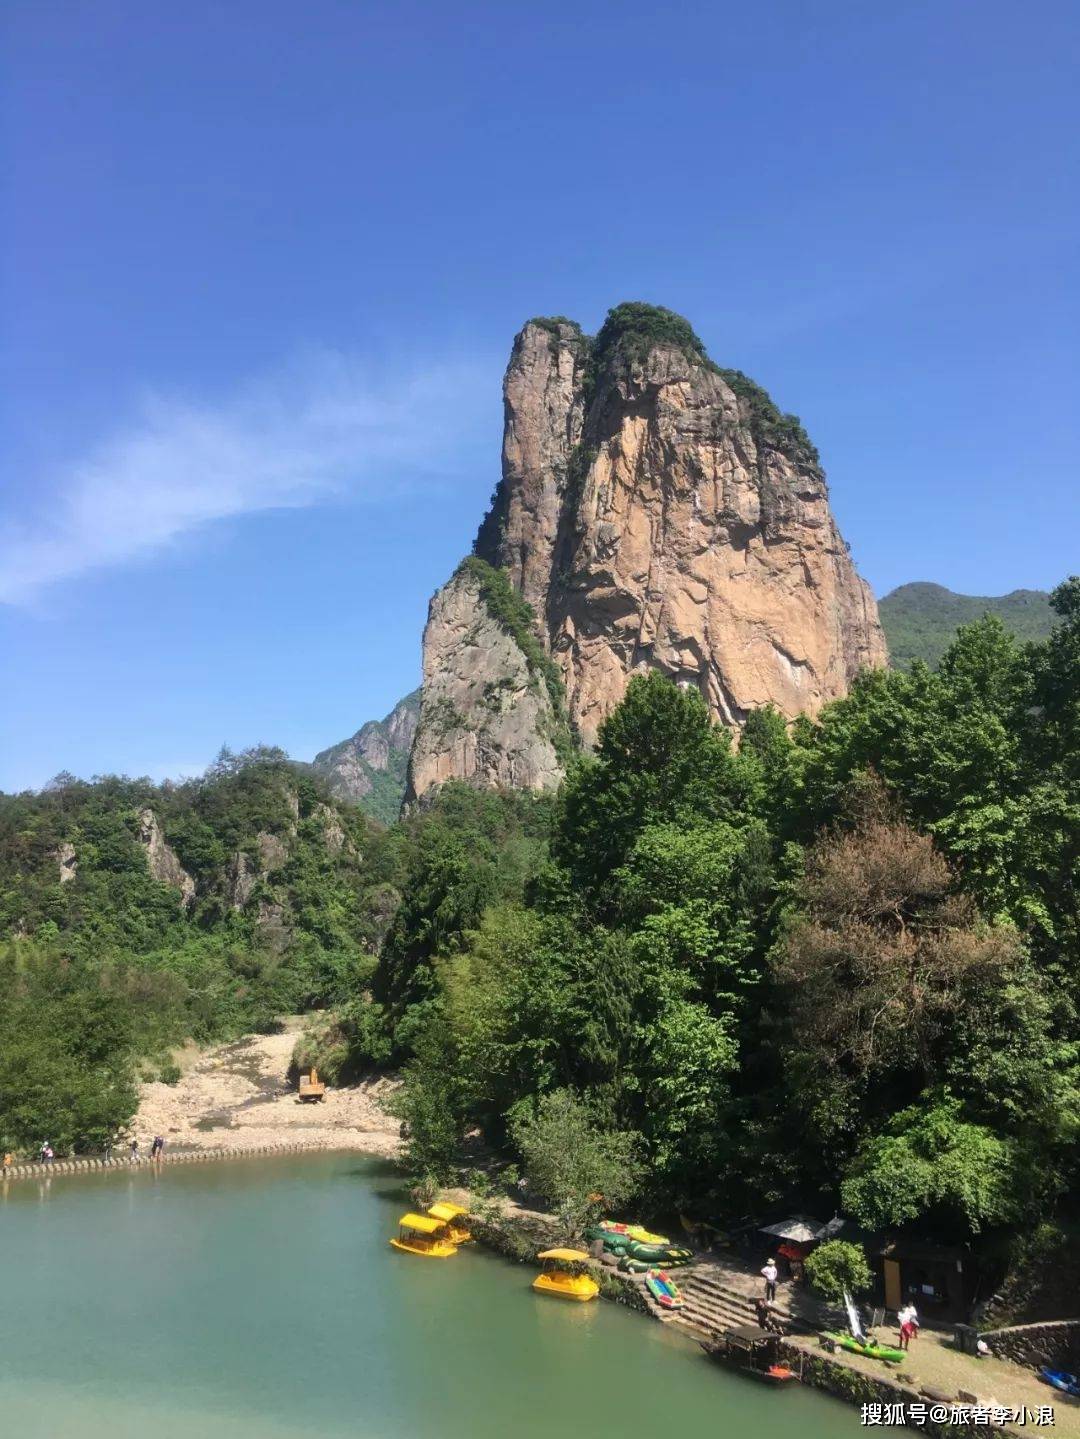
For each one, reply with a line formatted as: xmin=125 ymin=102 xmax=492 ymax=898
xmin=0 ymin=1152 xmax=863 ymax=1439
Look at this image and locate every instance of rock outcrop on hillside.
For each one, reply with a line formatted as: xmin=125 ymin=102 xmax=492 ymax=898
xmin=55 ymin=841 xmax=78 ymax=885
xmin=136 ymin=807 xmax=196 ymax=910
xmin=410 ymin=304 xmax=887 ymax=803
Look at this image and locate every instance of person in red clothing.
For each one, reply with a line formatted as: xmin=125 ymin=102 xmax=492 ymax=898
xmin=898 ymin=1303 xmax=919 ymax=1350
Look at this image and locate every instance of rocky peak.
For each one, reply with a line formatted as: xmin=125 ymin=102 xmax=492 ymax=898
xmin=312 ymin=690 xmax=420 ymax=819
xmin=410 ymin=302 xmax=887 ymax=802
xmin=475 ymin=317 xmax=589 ymax=617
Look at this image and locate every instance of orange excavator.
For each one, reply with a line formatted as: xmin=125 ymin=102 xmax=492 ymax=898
xmin=297 ymin=1066 xmax=326 ymax=1102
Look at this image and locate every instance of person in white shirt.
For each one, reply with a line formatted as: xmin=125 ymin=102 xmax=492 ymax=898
xmin=761 ymin=1258 xmax=779 ymax=1302
xmin=898 ymin=1303 xmax=919 ymax=1349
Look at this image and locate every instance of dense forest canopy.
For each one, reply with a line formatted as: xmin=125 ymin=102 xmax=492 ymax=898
xmin=380 ymin=577 xmax=1080 ymax=1255
xmin=2 ymin=579 xmax=1077 ymax=1274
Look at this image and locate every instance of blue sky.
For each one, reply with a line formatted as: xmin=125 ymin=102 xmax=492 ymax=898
xmin=2 ymin=0 xmax=1077 ymax=793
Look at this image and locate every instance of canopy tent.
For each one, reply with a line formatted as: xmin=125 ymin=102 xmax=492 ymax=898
xmin=760 ymin=1215 xmax=827 ymax=1244
xmin=398 ymin=1213 xmax=444 ymax=1233
xmin=427 ymin=1202 xmax=468 ymax=1223
xmin=817 ymin=1214 xmax=870 ymax=1244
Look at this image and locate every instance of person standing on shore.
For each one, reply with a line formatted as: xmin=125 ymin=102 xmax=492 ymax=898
xmin=761 ymin=1257 xmax=779 ymax=1302
xmin=150 ymin=1136 xmax=164 ymax=1160
xmin=130 ymin=1138 xmax=140 ymax=1163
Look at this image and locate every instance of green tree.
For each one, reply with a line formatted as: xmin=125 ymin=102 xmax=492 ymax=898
xmin=509 ymin=1088 xmax=644 ymax=1239
xmin=389 ymin=1019 xmax=467 ymax=1183
xmin=0 ymin=945 xmax=139 ymax=1153
xmin=553 ymin=672 xmax=746 ymax=910
xmin=376 ymin=784 xmax=551 ymax=1040
xmin=841 ymin=1095 xmax=1027 ymax=1235
xmin=804 ymin=1240 xmax=873 ymax=1302
xmin=774 ymin=779 xmax=1050 ymax=1166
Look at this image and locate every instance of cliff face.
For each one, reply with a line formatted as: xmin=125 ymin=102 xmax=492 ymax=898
xmin=404 ymin=562 xmax=565 ymax=805
xmin=411 ymin=304 xmax=887 ymax=801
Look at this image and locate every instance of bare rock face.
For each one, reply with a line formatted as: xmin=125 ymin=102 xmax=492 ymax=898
xmin=56 ymin=841 xmax=78 ymax=885
xmin=404 ymin=564 xmax=564 ymax=805
xmin=313 ymin=802 xmax=348 ymax=855
xmin=255 ymin=830 xmax=289 ymax=873
xmin=225 ymin=852 xmax=257 ymax=911
xmin=256 ymin=898 xmax=290 ymax=954
xmin=476 ymin=319 xmax=589 ymax=618
xmin=136 ymin=808 xmax=196 ymax=910
xmin=410 ymin=305 xmax=886 ymax=801
xmin=384 ymin=694 xmax=420 ymax=755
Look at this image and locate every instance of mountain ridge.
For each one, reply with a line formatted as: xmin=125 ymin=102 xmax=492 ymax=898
xmin=879 ymin=582 xmax=1053 ymax=669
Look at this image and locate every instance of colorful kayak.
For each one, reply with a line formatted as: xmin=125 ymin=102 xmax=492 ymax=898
xmin=1040 ymin=1368 xmax=1080 ymax=1398
xmin=832 ymin=1334 xmax=905 ymax=1365
xmin=625 ymin=1225 xmax=670 ymax=1245
xmin=645 ymin=1268 xmax=684 ymax=1309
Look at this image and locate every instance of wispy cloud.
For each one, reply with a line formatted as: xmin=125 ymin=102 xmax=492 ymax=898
xmin=0 ymin=349 xmax=494 ymax=604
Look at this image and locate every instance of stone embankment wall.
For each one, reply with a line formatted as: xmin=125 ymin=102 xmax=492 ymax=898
xmin=469 ymin=1213 xmax=650 ymax=1314
xmin=982 ymin=1320 xmax=1080 ymax=1372
xmin=783 ymin=1345 xmax=1021 ymax=1439
xmin=1 ymin=1140 xmax=351 ymax=1183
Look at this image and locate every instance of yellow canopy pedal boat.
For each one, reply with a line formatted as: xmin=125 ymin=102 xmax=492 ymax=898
xmin=427 ymin=1202 xmax=473 ymax=1244
xmin=533 ymin=1248 xmax=599 ymax=1302
xmin=390 ymin=1213 xmax=458 ymax=1259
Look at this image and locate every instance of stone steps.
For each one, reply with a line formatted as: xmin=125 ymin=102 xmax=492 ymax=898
xmin=673 ymin=1271 xmax=761 ymax=1337
xmin=674 ymin=1267 xmax=840 ymax=1339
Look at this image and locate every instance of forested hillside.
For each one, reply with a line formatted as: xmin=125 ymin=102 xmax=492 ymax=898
xmin=0 ymin=750 xmax=411 ymax=1152
xmin=880 ymin=582 xmax=1054 ymax=668
xmin=373 ymin=578 xmax=1080 ymax=1257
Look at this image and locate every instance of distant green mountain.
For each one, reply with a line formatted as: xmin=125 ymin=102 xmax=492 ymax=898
xmin=880 ymin=583 xmax=1055 ymax=669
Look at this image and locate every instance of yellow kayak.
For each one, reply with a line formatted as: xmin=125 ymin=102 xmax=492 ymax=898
xmin=598 ymin=1221 xmax=670 ymax=1246
xmin=624 ymin=1225 xmax=670 ymax=1245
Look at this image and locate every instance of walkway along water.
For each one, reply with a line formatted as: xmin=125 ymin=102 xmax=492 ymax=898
xmin=1 ymin=1137 xmax=359 ymax=1182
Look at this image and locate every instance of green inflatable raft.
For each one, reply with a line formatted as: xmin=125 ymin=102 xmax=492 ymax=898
xmin=619 ymin=1251 xmax=694 ymax=1274
xmin=627 ymin=1241 xmax=693 ymax=1264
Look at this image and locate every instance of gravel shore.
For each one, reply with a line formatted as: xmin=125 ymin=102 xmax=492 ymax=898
xmin=133 ymin=1018 xmax=402 ymax=1159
